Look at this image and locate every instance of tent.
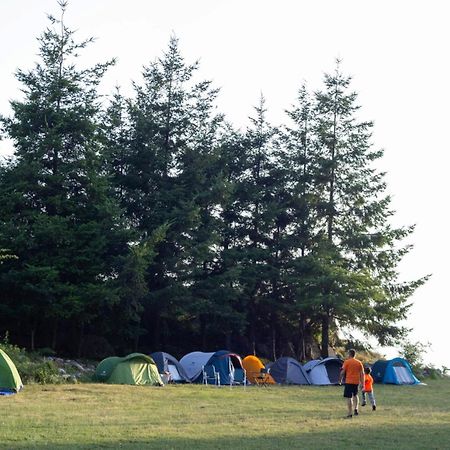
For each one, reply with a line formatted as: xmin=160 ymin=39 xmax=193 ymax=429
xmin=0 ymin=349 xmax=23 ymax=393
xmin=303 ymin=357 xmax=343 ymax=385
xmin=267 ymin=357 xmax=310 ymax=385
xmin=179 ymin=351 xmax=215 ymax=381
xmin=204 ymin=350 xmax=244 ymax=385
xmin=150 ymin=352 xmax=190 ymax=383
xmin=94 ymin=353 xmax=163 ymax=386
xmin=371 ymin=358 xmax=420 ymax=385
xmin=242 ymin=355 xmax=276 ymax=385
xmin=180 ymin=350 xmax=244 ymax=384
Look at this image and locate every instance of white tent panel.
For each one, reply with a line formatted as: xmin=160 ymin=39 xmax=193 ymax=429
xmin=179 ymin=351 xmax=214 ymax=381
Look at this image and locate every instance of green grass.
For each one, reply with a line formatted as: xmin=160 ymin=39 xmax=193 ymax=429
xmin=1 ymin=380 xmax=450 ymax=449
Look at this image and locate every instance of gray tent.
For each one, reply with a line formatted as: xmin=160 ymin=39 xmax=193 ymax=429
xmin=267 ymin=357 xmax=310 ymax=385
xmin=303 ymin=357 xmax=343 ymax=385
xmin=150 ymin=352 xmax=190 ymax=383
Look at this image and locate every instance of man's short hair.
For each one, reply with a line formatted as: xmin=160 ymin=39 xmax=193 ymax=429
xmin=348 ymin=349 xmax=356 ymax=357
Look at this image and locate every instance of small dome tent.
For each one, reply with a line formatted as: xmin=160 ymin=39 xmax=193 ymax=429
xmin=242 ymin=355 xmax=275 ymax=385
xmin=0 ymin=349 xmax=23 ymax=394
xmin=180 ymin=350 xmax=244 ymax=384
xmin=204 ymin=350 xmax=244 ymax=385
xmin=150 ymin=352 xmax=190 ymax=383
xmin=94 ymin=353 xmax=163 ymax=386
xmin=179 ymin=351 xmax=215 ymax=381
xmin=267 ymin=357 xmax=310 ymax=385
xmin=372 ymin=358 xmax=420 ymax=385
xmin=303 ymin=357 xmax=343 ymax=385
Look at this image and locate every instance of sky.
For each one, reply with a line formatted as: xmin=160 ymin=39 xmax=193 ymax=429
xmin=0 ymin=0 xmax=449 ymax=368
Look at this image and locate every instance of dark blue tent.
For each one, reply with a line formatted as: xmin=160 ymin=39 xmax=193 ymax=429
xmin=196 ymin=350 xmax=244 ymax=385
xmin=372 ymin=358 xmax=420 ymax=385
xmin=150 ymin=352 xmax=190 ymax=383
xmin=267 ymin=357 xmax=310 ymax=385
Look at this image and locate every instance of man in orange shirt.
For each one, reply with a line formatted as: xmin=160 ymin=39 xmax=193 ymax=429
xmin=338 ymin=349 xmax=365 ymax=418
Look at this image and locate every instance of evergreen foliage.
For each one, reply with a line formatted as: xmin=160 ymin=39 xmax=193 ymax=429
xmin=0 ymin=5 xmax=427 ymax=359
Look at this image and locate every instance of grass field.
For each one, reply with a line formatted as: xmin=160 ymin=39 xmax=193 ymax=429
xmin=1 ymin=379 xmax=450 ymax=449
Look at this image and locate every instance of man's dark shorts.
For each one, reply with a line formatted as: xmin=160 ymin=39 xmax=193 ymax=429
xmin=343 ymin=383 xmax=359 ymax=398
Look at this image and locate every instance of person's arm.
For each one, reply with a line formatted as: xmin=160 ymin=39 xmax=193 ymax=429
xmin=359 ymin=366 xmax=365 ymax=387
xmin=338 ymin=367 xmax=345 ymax=385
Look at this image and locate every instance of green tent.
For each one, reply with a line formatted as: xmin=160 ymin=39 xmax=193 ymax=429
xmin=94 ymin=353 xmax=163 ymax=386
xmin=0 ymin=349 xmax=23 ymax=392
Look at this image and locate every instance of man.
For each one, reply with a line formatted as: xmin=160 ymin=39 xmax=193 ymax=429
xmin=338 ymin=349 xmax=365 ymax=418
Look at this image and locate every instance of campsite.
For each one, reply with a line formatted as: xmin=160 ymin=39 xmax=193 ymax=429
xmin=1 ymin=1 xmax=450 ymax=448
xmin=2 ymin=380 xmax=450 ymax=449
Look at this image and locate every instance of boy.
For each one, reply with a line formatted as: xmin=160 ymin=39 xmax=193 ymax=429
xmin=361 ymin=366 xmax=376 ymax=411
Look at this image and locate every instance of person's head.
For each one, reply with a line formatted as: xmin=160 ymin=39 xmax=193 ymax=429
xmin=348 ymin=349 xmax=356 ymax=358
xmin=364 ymin=366 xmax=371 ymax=375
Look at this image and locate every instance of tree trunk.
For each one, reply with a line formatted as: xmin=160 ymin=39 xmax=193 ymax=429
xmin=77 ymin=321 xmax=85 ymax=358
xmin=321 ymin=312 xmax=330 ymax=358
xmin=51 ymin=320 xmax=58 ymax=350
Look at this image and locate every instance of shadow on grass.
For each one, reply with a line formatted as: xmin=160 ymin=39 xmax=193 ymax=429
xmin=6 ymin=423 xmax=450 ymax=450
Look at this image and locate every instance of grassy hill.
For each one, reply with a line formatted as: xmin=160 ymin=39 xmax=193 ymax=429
xmin=1 ymin=380 xmax=449 ymax=449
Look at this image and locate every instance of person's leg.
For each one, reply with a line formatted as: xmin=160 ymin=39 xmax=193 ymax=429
xmin=353 ymin=391 xmax=359 ymax=415
xmin=347 ymin=397 xmax=353 ymax=416
xmin=361 ymin=390 xmax=367 ymax=406
xmin=368 ymin=391 xmax=376 ymax=410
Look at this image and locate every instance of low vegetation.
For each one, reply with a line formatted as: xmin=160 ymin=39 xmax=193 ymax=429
xmin=1 ymin=380 xmax=450 ymax=449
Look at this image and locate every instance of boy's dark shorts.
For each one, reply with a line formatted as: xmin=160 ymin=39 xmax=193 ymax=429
xmin=343 ymin=383 xmax=359 ymax=398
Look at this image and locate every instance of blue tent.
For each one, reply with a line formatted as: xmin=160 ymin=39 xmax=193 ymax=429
xmin=267 ymin=357 xmax=310 ymax=385
xmin=372 ymin=358 xmax=420 ymax=385
xmin=197 ymin=350 xmax=243 ymax=385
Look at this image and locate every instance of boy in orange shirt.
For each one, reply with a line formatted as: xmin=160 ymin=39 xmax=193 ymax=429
xmin=361 ymin=367 xmax=376 ymax=411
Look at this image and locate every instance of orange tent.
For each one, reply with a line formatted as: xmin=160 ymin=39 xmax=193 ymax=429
xmin=242 ymin=355 xmax=276 ymax=385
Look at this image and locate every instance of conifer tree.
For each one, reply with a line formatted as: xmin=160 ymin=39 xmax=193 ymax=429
xmin=311 ymin=63 xmax=427 ymax=355
xmin=0 ymin=1 xmax=128 ymax=352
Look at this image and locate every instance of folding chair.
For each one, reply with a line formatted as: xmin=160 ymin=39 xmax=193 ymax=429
xmin=254 ymin=367 xmax=270 ymax=386
xmin=202 ymin=365 xmax=220 ymax=386
xmin=230 ymin=367 xmax=247 ymax=387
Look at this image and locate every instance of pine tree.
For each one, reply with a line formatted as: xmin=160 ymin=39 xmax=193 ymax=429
xmin=105 ymin=37 xmax=228 ymax=351
xmin=0 ymin=1 xmax=128 ymax=352
xmin=311 ymin=62 xmax=427 ymax=355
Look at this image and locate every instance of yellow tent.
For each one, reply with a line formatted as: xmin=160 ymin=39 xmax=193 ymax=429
xmin=242 ymin=355 xmax=276 ymax=385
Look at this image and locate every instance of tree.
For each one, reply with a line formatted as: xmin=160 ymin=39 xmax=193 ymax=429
xmin=104 ymin=36 xmax=229 ymax=351
xmin=310 ymin=62 xmax=427 ymax=356
xmin=0 ymin=1 xmax=128 ymax=352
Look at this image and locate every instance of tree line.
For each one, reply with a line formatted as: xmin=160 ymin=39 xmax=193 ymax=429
xmin=0 ymin=4 xmax=426 ymax=360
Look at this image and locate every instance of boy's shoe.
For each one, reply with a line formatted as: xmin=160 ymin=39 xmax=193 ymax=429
xmin=372 ymin=405 xmax=376 ymax=411
xmin=361 ymin=402 xmax=367 ymax=406
xmin=354 ymin=409 xmax=359 ymax=416
xmin=344 ymin=414 xmax=353 ymax=419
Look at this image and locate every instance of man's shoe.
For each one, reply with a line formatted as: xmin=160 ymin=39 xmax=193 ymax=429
xmin=344 ymin=414 xmax=352 ymax=419
xmin=354 ymin=409 xmax=359 ymax=416
xmin=361 ymin=402 xmax=366 ymax=406
xmin=372 ymin=405 xmax=376 ymax=411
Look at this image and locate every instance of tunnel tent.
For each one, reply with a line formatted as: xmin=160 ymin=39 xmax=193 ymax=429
xmin=94 ymin=353 xmax=163 ymax=386
xmin=303 ymin=357 xmax=343 ymax=385
xmin=150 ymin=352 xmax=190 ymax=382
xmin=0 ymin=349 xmax=23 ymax=394
xmin=242 ymin=355 xmax=276 ymax=385
xmin=268 ymin=357 xmax=310 ymax=385
xmin=371 ymin=358 xmax=420 ymax=385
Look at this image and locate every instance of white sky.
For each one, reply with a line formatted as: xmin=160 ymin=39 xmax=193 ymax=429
xmin=1 ymin=0 xmax=449 ymax=368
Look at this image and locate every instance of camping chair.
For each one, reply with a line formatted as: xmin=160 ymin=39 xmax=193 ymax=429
xmin=202 ymin=365 xmax=220 ymax=386
xmin=254 ymin=367 xmax=270 ymax=387
xmin=230 ymin=368 xmax=247 ymax=388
